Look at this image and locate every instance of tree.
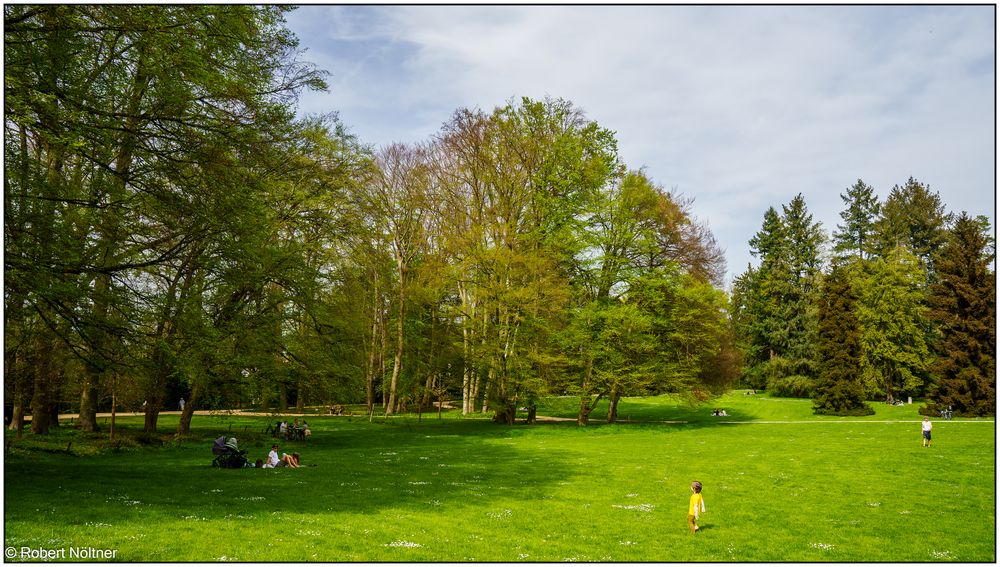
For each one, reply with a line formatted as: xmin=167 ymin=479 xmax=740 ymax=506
xmin=855 ymin=247 xmax=931 ymax=401
xmin=4 ymin=5 xmax=327 ymax=433
xmin=833 ymin=179 xmax=880 ymax=262
xmin=362 ymin=143 xmax=431 ymax=415
xmin=925 ymin=213 xmax=996 ymax=416
xmin=780 ymin=194 xmax=825 ymax=378
xmin=813 ymin=266 xmax=873 ymax=416
xmin=873 ymin=177 xmax=949 ymax=279
xmin=734 ymin=195 xmax=824 ymax=394
xmin=739 ymin=207 xmax=792 ymax=382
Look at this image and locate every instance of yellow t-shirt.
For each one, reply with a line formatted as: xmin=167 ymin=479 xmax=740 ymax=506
xmin=689 ymin=492 xmax=705 ymax=516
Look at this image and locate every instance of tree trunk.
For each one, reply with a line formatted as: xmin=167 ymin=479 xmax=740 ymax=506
xmin=259 ymin=382 xmax=271 ymax=412
xmin=78 ymin=376 xmax=100 ymax=432
xmin=78 ymin=274 xmax=110 ymax=432
xmin=9 ymin=352 xmax=28 ymax=437
xmin=109 ymin=388 xmax=117 ymax=441
xmin=386 ymin=257 xmax=406 ymax=416
xmin=295 ymin=381 xmax=305 ymax=414
xmin=365 ymin=300 xmax=380 ymax=414
xmin=29 ymin=333 xmax=55 ymax=435
xmin=177 ymin=382 xmax=200 ymax=435
xmin=607 ymin=390 xmax=621 ymax=424
xmin=577 ymin=397 xmax=593 ymax=426
xmin=144 ymin=402 xmax=160 ymax=433
xmin=492 ymin=401 xmax=516 ymax=425
xmin=423 ymin=374 xmax=435 ymax=408
xmin=577 ymin=355 xmax=594 ymax=426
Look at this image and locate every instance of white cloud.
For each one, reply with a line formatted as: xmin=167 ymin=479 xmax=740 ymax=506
xmin=285 ymin=5 xmax=995 ymax=284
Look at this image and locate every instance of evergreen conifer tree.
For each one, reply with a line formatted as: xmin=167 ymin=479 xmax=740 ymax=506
xmin=833 ymin=179 xmax=880 ymax=262
xmin=925 ymin=213 xmax=996 ymax=416
xmin=813 ymin=265 xmax=873 ymax=415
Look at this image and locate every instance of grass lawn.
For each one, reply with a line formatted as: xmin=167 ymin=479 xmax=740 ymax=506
xmin=4 ymin=392 xmax=995 ymax=562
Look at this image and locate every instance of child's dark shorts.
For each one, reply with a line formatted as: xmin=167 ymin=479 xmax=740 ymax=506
xmin=923 ymin=431 xmax=932 ymax=440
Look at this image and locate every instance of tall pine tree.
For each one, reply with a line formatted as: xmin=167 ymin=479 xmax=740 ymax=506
xmin=813 ymin=265 xmax=873 ymax=416
xmin=833 ymin=179 xmax=880 ymax=262
xmin=925 ymin=213 xmax=996 ymax=416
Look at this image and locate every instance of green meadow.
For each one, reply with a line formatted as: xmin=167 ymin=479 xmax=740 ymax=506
xmin=4 ymin=392 xmax=995 ymax=562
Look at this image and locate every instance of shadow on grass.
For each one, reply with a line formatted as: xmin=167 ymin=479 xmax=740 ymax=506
xmin=4 ymin=416 xmax=582 ymax=530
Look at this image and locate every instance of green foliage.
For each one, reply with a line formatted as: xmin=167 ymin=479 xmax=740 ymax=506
xmin=813 ymin=266 xmax=873 ymax=416
xmin=873 ymin=177 xmax=949 ymax=277
xmin=733 ymin=196 xmax=823 ymax=388
xmin=925 ymin=213 xmax=996 ymax=416
xmin=833 ymin=178 xmax=881 ymax=262
xmin=767 ymin=374 xmax=816 ymax=398
xmin=854 ymin=248 xmax=931 ymax=400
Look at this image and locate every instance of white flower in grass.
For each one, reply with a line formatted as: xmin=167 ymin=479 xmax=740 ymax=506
xmin=612 ymin=503 xmax=655 ymax=512
xmin=518 ymin=553 xmax=530 ymax=559
xmin=619 ymin=541 xmax=638 ymax=546
xmin=385 ymin=540 xmax=423 ymax=548
xmin=809 ymin=543 xmax=835 ymax=551
xmin=867 ymin=502 xmax=881 ymax=507
xmin=930 ymin=550 xmax=953 ymax=560
xmin=624 ymin=493 xmax=638 ymax=498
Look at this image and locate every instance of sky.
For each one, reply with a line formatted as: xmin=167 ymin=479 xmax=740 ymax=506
xmin=283 ymin=5 xmax=995 ymax=287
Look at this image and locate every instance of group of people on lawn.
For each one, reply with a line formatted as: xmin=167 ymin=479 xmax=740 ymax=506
xmin=277 ymin=418 xmax=311 ymax=440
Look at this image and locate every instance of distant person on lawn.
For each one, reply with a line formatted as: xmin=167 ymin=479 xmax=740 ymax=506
xmin=922 ymin=417 xmax=933 ymax=447
xmin=688 ymin=481 xmax=706 ymax=533
xmin=265 ymin=444 xmax=280 ymax=468
xmin=264 ymin=444 xmax=300 ymax=468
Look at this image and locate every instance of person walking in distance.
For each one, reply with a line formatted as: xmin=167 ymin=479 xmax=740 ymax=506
xmin=921 ymin=416 xmax=933 ymax=447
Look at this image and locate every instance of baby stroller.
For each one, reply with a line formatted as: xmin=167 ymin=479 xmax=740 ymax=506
xmin=211 ymin=436 xmax=252 ymax=469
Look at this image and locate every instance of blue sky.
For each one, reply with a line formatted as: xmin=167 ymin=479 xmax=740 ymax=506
xmin=284 ymin=5 xmax=995 ymax=286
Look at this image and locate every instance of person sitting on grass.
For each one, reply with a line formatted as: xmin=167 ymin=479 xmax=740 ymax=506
xmin=264 ymin=444 xmax=280 ymax=468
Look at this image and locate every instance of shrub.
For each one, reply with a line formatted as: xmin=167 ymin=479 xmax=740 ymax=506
xmin=767 ymin=374 xmax=815 ymax=398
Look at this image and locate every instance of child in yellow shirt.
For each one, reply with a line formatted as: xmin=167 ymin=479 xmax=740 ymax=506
xmin=688 ymin=480 xmax=705 ymax=533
